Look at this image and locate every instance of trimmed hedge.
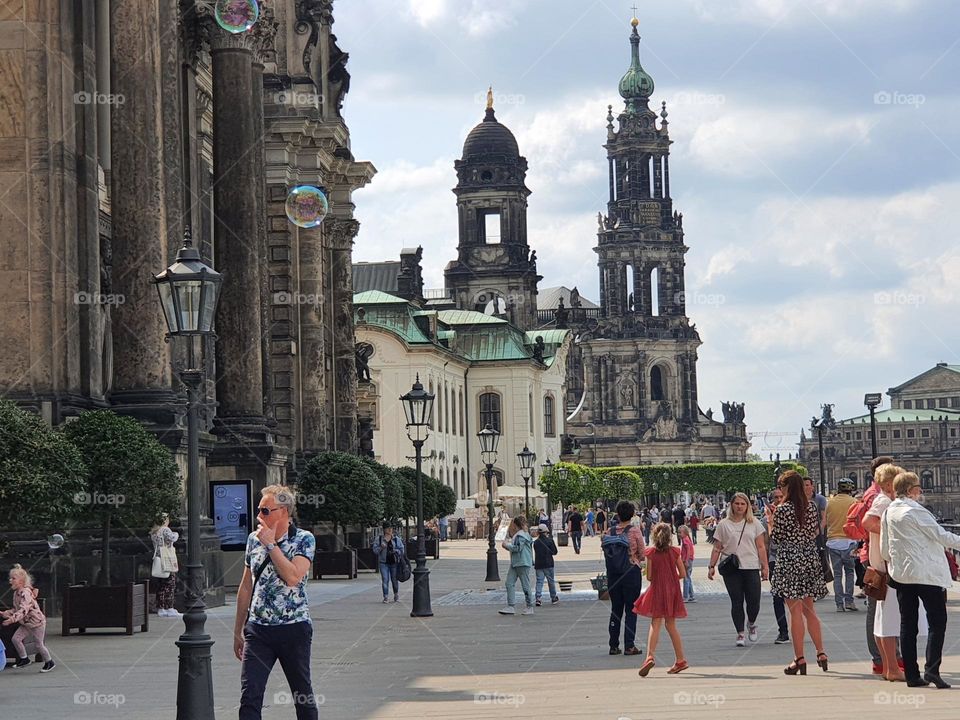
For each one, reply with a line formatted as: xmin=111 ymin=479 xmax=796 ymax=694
xmin=593 ymin=462 xmax=808 ymax=496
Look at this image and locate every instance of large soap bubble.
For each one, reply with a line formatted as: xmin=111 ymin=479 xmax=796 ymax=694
xmin=47 ymin=533 xmax=65 ymax=550
xmin=285 ymin=186 xmax=329 ymax=228
xmin=215 ymin=0 xmax=259 ymax=34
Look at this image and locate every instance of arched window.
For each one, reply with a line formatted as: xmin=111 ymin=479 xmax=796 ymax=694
xmin=625 ymin=265 xmax=634 ymax=312
xmin=429 ymin=380 xmax=435 ymax=430
xmin=544 ymin=395 xmax=556 ymax=437
xmin=437 ymin=383 xmax=443 ymax=433
xmin=479 ymin=392 xmax=501 ymax=432
xmin=459 ymin=390 xmax=465 ymax=436
xmin=650 ymin=266 xmax=660 ymax=316
xmin=461 ymin=468 xmax=467 ymax=497
xmin=448 ymin=386 xmax=454 ymax=435
xmin=651 ymin=366 xmax=665 ymax=402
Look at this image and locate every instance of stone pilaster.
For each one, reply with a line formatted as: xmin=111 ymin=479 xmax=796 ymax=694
xmin=325 ymin=217 xmax=360 ymax=453
xmin=298 ymin=225 xmax=329 ymax=451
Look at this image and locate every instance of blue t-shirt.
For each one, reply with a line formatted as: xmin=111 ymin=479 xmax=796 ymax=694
xmin=245 ymin=528 xmax=315 ymax=626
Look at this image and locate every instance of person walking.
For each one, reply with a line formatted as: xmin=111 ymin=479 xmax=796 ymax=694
xmin=567 ymin=506 xmax=584 ymax=554
xmin=1 ymin=565 xmax=54 ymax=672
xmin=678 ymin=525 xmax=696 ymax=603
xmin=635 ymin=523 xmax=688 ymax=676
xmin=533 ymin=524 xmax=559 ymax=607
xmin=499 ymin=515 xmax=535 ymax=615
xmin=605 ymin=501 xmax=646 ymax=656
xmin=688 ymin=513 xmax=699 ymax=544
xmin=235 ymin=485 xmax=318 ymax=720
xmin=150 ymin=513 xmax=181 ymax=619
xmin=881 ymin=471 xmax=960 ymax=688
xmin=769 ymin=471 xmax=828 ymax=676
xmin=860 ymin=455 xmax=896 ymax=674
xmin=762 ymin=487 xmax=790 ymax=644
xmin=596 ymin=507 xmax=608 ymax=535
xmin=672 ymin=505 xmax=685 ymax=533
xmin=438 ymin=515 xmax=449 ymax=542
xmin=641 ymin=507 xmax=653 ymax=545
xmin=375 ymin=524 xmax=405 ymax=603
xmin=456 ymin=516 xmax=466 ymax=539
xmin=585 ymin=507 xmax=596 ymax=538
xmin=703 ymin=515 xmax=717 ymax=544
xmin=825 ymin=478 xmax=859 ymax=611
xmin=708 ymin=492 xmax=767 ymax=646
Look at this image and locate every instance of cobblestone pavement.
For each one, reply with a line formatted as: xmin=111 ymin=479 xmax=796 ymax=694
xmin=3 ymin=537 xmax=959 ymax=719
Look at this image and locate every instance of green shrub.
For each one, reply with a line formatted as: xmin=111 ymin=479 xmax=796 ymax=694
xmin=299 ymin=452 xmax=384 ymax=546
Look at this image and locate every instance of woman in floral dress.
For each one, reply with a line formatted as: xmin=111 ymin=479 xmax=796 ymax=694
xmin=770 ymin=470 xmax=828 ymax=675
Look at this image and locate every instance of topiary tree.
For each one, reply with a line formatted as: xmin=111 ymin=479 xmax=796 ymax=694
xmin=60 ymin=410 xmax=182 ymax=585
xmin=0 ymin=400 xmax=87 ymax=532
xmin=435 ymin=483 xmax=457 ymax=519
xmin=362 ymin=458 xmax=404 ymax=526
xmin=604 ymin=469 xmax=643 ymax=503
xmin=299 ymin=451 xmax=384 ymax=549
xmin=538 ymin=461 xmax=590 ymax=511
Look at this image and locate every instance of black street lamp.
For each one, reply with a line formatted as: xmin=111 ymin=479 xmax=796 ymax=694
xmin=517 ymin=444 xmax=536 ymax=522
xmin=153 ymin=228 xmax=222 ymax=720
xmin=400 ymin=375 xmax=436 ymax=618
xmin=478 ymin=424 xmax=501 ymax=581
xmin=865 ymin=392 xmax=882 ymax=462
xmin=541 ymin=458 xmax=554 ymax=526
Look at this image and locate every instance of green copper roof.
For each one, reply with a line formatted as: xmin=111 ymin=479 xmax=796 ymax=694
xmin=839 ymin=409 xmax=960 ymax=424
xmin=353 ymin=290 xmax=407 ymax=305
xmin=436 ymin=309 xmax=507 ymax=326
xmin=619 ymin=23 xmax=654 ymax=112
xmin=525 ymin=329 xmax=569 ymax=346
xmin=456 ymin=326 xmax=533 ymax=362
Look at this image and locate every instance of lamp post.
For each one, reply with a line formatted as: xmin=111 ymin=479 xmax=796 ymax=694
xmin=865 ymin=393 xmax=882 ymax=462
xmin=478 ymin=424 xmax=501 ymax=581
xmin=400 ymin=375 xmax=436 ymax=618
xmin=153 ymin=228 xmax=222 ymax=720
xmin=517 ymin=444 xmax=536 ymax=523
xmin=541 ymin=458 xmax=554 ymax=527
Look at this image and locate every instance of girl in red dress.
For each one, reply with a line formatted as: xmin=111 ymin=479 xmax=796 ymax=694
xmin=634 ymin=522 xmax=688 ymax=676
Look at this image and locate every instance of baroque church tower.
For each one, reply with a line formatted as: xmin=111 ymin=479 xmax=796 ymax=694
xmin=444 ymin=90 xmax=540 ymax=330
xmin=566 ymin=18 xmax=747 ymax=465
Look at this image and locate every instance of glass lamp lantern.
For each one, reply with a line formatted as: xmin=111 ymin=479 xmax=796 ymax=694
xmin=400 ymin=375 xmax=435 ymax=442
xmin=517 ymin=444 xmax=536 ymax=479
xmin=153 ymin=229 xmax=222 ymax=337
xmin=477 ymin=424 xmax=500 ymax=466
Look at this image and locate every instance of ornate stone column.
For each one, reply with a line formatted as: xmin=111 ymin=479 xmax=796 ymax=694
xmin=325 ymin=217 xmax=360 ymax=452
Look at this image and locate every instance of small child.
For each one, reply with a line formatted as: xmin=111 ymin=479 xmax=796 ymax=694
xmin=634 ymin=523 xmax=688 ymax=676
xmin=533 ymin=523 xmax=559 ymax=606
xmin=678 ymin=525 xmax=696 ymax=603
xmin=499 ymin=515 xmax=535 ymax=615
xmin=1 ymin=564 xmax=55 ymax=672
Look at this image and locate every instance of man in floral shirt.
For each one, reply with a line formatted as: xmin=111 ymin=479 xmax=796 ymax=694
xmin=235 ymin=485 xmax=317 ymax=719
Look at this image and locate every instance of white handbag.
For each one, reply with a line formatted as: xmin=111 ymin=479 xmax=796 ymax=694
xmin=151 ymin=546 xmax=170 ymax=579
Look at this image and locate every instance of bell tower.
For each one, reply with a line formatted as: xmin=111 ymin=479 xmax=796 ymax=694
xmin=444 ymin=89 xmax=540 ymax=329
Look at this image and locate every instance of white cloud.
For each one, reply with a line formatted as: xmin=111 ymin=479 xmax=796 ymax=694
xmin=686 ymin=0 xmax=919 ymax=24
xmin=406 ymin=0 xmax=521 ymax=36
xmin=408 ymin=0 xmax=447 ymax=27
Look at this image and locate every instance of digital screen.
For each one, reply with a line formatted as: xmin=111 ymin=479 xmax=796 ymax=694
xmin=211 ymin=481 xmax=251 ymax=551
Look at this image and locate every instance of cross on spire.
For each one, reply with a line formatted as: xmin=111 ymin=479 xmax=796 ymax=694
xmin=631 ymin=3 xmax=638 ymax=17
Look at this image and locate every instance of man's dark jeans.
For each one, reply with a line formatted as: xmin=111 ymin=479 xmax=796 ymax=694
xmin=240 ymin=620 xmax=318 ymax=720
xmin=607 ymin=570 xmax=642 ymax=650
xmin=897 ymin=583 xmax=948 ymax=680
xmin=571 ymin=531 xmax=583 ymax=553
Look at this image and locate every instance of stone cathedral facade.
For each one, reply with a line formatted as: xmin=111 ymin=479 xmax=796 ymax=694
xmin=564 ymin=19 xmax=748 ymax=465
xmin=0 ymin=1 xmax=373 ymax=493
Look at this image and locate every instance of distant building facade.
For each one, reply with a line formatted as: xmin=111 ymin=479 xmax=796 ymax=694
xmin=798 ymin=363 xmax=960 ymax=520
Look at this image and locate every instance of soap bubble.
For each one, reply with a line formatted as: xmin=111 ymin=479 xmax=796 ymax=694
xmin=215 ymin=0 xmax=259 ymax=34
xmin=47 ymin=533 xmax=65 ymax=550
xmin=285 ymin=186 xmax=328 ymax=228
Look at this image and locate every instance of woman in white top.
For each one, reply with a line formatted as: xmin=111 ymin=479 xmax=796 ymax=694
xmin=881 ymin=471 xmax=960 ymax=688
xmin=707 ymin=492 xmax=768 ymax=647
xmin=150 ymin=513 xmax=181 ymax=618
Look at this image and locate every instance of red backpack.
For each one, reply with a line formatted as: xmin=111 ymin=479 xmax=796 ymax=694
xmin=843 ymin=497 xmax=870 ymax=541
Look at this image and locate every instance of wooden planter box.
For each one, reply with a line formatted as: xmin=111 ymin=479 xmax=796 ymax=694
xmin=313 ymin=549 xmax=357 ymax=580
xmin=406 ymin=537 xmax=439 ymax=560
xmin=557 ymin=532 xmax=569 ymax=546
xmin=62 ymin=583 xmax=148 ymax=636
xmin=355 ymin=547 xmax=379 ymax=572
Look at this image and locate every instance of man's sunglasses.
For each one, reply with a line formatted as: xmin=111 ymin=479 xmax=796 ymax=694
xmin=257 ymin=506 xmax=279 ymax=516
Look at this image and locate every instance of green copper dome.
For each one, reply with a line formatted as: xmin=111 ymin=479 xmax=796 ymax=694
xmin=618 ymin=23 xmax=654 ymax=111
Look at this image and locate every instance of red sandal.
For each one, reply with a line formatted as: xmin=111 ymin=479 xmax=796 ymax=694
xmin=638 ymin=657 xmax=655 ymax=677
xmin=667 ymin=660 xmax=689 ymax=674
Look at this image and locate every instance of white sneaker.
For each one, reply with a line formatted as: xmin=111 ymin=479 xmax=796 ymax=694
xmin=157 ymin=608 xmax=170 ymax=617
xmin=748 ymin=625 xmax=758 ymax=643
xmin=522 ymin=607 xmax=535 ymax=616
xmin=498 ymin=606 xmax=516 ymax=615
xmin=736 ymin=634 xmax=746 ymax=647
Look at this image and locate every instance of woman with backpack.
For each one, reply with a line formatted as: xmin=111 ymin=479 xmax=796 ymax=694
xmin=375 ymin=524 xmax=406 ymax=603
xmin=604 ymin=501 xmax=645 ymax=656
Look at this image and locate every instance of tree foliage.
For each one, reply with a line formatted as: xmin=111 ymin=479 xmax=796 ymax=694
xmin=603 ymin=469 xmax=644 ymax=502
xmin=0 ymin=400 xmax=87 ymax=531
xmin=299 ymin=452 xmax=385 ymax=542
xmin=362 ymin=458 xmax=404 ymax=524
xmin=537 ymin=461 xmax=595 ymax=508
xmin=435 ymin=483 xmax=457 ymax=518
xmin=593 ymin=462 xmax=808 ymax=496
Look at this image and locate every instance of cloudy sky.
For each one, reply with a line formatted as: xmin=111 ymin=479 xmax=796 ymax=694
xmin=335 ymin=0 xmax=960 ymax=457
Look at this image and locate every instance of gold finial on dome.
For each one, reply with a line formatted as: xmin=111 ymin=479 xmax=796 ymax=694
xmin=486 ymin=86 xmax=494 ymax=110
xmin=630 ymin=3 xmax=639 ymax=26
